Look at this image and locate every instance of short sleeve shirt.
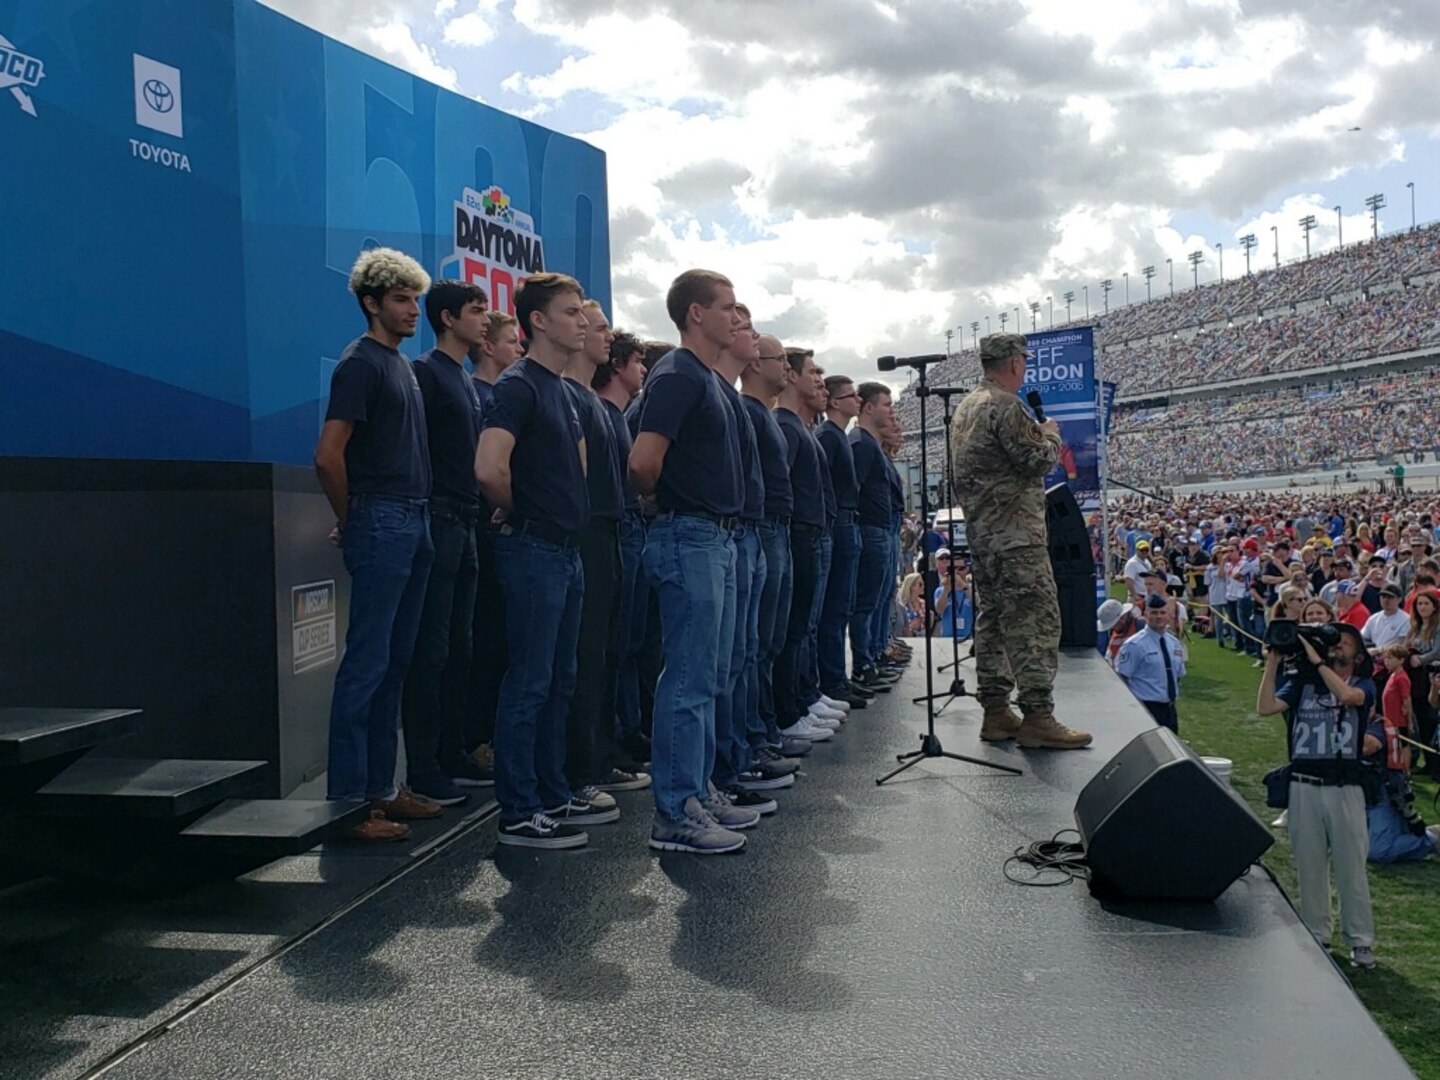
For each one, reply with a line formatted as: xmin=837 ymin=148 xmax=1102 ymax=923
xmin=414 ymin=349 xmax=482 ymax=504
xmin=637 ymin=349 xmax=743 ymax=516
xmin=816 ymin=419 xmax=859 ymax=512
xmin=851 ymin=427 xmax=891 ymax=527
xmin=775 ymin=407 xmax=824 ymax=527
xmin=483 ymin=358 xmax=588 ymax=534
xmin=602 ymin=398 xmax=639 ymax=512
xmin=717 ymin=378 xmax=764 ymax=521
xmin=742 ymin=394 xmax=793 ymax=520
xmin=564 ymin=379 xmax=624 ymax=521
xmin=325 ymin=335 xmax=430 ymax=499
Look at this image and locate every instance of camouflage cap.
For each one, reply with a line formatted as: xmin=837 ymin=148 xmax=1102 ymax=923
xmin=979 ymin=333 xmax=1027 ymax=363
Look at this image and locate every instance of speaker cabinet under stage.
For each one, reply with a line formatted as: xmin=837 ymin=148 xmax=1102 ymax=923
xmin=1074 ymin=727 xmax=1274 ymax=901
xmin=1044 ymin=482 xmax=1093 ymax=577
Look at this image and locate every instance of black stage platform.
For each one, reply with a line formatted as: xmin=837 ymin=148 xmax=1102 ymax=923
xmin=4 ymin=650 xmax=1415 ymax=1079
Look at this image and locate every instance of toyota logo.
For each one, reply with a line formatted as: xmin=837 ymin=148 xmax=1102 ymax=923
xmin=142 ymin=78 xmax=173 ymax=113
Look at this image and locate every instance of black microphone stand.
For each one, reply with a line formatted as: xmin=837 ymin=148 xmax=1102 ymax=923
xmin=877 ymin=362 xmax=1021 ymax=784
xmin=919 ymin=387 xmax=974 ymax=712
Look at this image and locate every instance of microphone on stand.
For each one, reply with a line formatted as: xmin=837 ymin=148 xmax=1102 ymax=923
xmin=1026 ymin=389 xmax=1047 ymax=424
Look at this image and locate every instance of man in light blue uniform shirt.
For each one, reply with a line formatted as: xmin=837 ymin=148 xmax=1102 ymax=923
xmin=1116 ymin=594 xmax=1186 ymax=732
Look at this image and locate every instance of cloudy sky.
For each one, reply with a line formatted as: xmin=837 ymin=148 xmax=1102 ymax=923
xmin=264 ymin=0 xmax=1440 ymax=383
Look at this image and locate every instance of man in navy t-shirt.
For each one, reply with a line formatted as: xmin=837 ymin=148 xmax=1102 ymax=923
xmin=816 ymin=375 xmax=863 ymax=704
xmin=400 ymin=280 xmax=491 ymax=807
xmin=631 ymin=269 xmax=756 ymax=853
xmin=464 ymin=310 xmax=524 ymax=774
xmin=595 ymin=331 xmax=651 ymax=766
xmin=314 ymin=247 xmax=438 ymax=842
xmin=476 ymin=272 xmax=600 ymax=851
xmin=849 ymin=383 xmax=900 ymax=688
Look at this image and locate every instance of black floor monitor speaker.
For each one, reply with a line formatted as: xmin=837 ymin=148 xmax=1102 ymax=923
xmin=1055 ymin=571 xmax=1096 ymax=647
xmin=1074 ymin=727 xmax=1274 ymax=901
xmin=1045 ymin=482 xmax=1093 ymax=576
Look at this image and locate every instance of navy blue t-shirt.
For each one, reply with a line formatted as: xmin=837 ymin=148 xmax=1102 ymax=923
xmin=414 ymin=349 xmax=482 ymax=504
xmin=325 ymin=335 xmax=430 ymax=499
xmin=884 ymin=452 xmax=905 ymax=516
xmin=637 ymin=348 xmax=743 ymax=517
xmin=602 ymin=398 xmax=639 ymax=512
xmin=742 ymin=393 xmax=793 ymax=520
xmin=776 ymin=407 xmax=824 ymax=527
xmin=851 ymin=427 xmax=891 ymax=527
xmin=564 ymin=378 xmax=624 ymax=522
xmin=816 ymin=419 xmax=859 ymax=512
xmin=719 ymin=377 xmax=765 ymax=522
xmin=816 ymin=434 xmax=837 ymax=528
xmin=483 ymin=358 xmax=588 ymax=534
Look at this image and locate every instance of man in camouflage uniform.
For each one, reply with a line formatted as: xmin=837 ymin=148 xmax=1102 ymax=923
xmin=948 ymin=333 xmax=1091 ymax=749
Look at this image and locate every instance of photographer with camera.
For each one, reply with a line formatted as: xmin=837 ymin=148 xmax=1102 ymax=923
xmin=1257 ymin=620 xmax=1378 ymax=968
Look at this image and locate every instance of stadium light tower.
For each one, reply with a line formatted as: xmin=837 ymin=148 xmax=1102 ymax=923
xmin=1408 ymin=182 xmax=1416 ymax=232
xmin=1028 ymin=301 xmax=1040 ymax=330
xmin=1100 ymin=278 xmax=1113 ymax=313
xmin=998 ymin=311 xmax=1009 ymax=331
xmin=1166 ymin=257 xmax=1173 ymax=295
xmin=1365 ymin=192 xmax=1385 ymax=239
xmin=970 ymin=321 xmax=980 ymax=349
xmin=1240 ymin=233 xmax=1257 ymax=276
xmin=1142 ymin=265 xmax=1155 ymax=301
xmin=1335 ymin=205 xmax=1343 ymax=249
xmin=1063 ymin=290 xmax=1075 ymax=322
xmin=1083 ymin=284 xmax=1089 ymax=317
xmin=1047 ymin=294 xmax=1054 ymax=327
xmin=985 ymin=315 xmax=991 ymax=334
xmin=1215 ymin=242 xmax=1224 ymax=282
xmin=1270 ymin=225 xmax=1279 ymax=269
xmin=1188 ymin=249 xmax=1204 ymax=289
xmin=1299 ymin=214 xmax=1317 ymax=259
xmin=1123 ymin=271 xmax=1130 ymax=305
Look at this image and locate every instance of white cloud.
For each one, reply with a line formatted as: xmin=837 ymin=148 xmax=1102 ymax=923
xmin=444 ymin=12 xmax=498 ymax=47
xmin=364 ymin=19 xmax=459 ymax=89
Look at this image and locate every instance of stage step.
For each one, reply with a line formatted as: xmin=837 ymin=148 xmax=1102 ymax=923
xmin=0 ymin=707 xmax=142 ymax=765
xmin=180 ymin=798 xmax=369 ymax=859
xmin=33 ymin=758 xmax=267 ymax=819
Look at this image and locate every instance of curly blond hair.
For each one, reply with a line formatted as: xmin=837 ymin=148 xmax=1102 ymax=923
xmin=348 ymin=247 xmax=431 ymax=317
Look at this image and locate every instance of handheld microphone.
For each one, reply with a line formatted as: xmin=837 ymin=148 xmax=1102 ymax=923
xmin=1026 ymin=390 xmax=1047 ymax=423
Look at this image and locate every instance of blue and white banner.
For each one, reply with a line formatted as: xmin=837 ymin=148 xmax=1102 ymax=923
xmin=1023 ymin=326 xmax=1100 ymax=507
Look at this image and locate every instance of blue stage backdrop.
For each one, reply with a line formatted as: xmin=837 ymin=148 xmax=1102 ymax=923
xmin=0 ymin=0 xmax=611 ymax=465
xmin=1021 ymin=327 xmax=1105 ymax=606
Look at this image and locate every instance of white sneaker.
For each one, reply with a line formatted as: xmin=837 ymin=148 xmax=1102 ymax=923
xmin=818 ymin=694 xmax=852 ymax=713
xmin=807 ymin=710 xmax=842 ymax=730
xmin=808 ymin=701 xmax=846 ymax=722
xmin=1271 ymin=810 xmax=1288 ymax=828
xmin=780 ymin=716 xmax=834 ymax=742
xmin=577 ymin=785 xmax=617 ymax=811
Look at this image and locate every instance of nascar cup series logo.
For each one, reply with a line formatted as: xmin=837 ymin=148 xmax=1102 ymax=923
xmin=442 ymin=186 xmax=545 ymax=316
xmin=0 ymin=33 xmax=44 ymax=117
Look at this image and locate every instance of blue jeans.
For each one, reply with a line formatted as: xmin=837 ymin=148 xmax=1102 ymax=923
xmin=850 ymin=524 xmax=892 ymax=671
xmin=715 ymin=525 xmax=763 ymax=789
xmin=870 ymin=523 xmax=900 ymax=651
xmin=818 ymin=520 xmax=860 ymax=692
xmin=798 ymin=528 xmax=833 ymax=710
xmin=614 ymin=511 xmax=648 ymax=742
xmin=645 ymin=514 xmax=736 ymax=821
xmin=754 ymin=520 xmax=792 ymax=747
xmin=492 ymin=529 xmax=584 ymax=822
xmin=776 ymin=523 xmax=823 ymax=728
xmin=327 ymin=496 xmax=434 ymax=802
xmin=401 ymin=504 xmax=478 ymax=784
xmin=1238 ymin=596 xmax=1263 ymax=655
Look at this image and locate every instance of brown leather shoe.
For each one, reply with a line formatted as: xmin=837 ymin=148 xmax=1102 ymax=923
xmin=349 ymin=809 xmax=411 ymax=842
xmin=978 ymin=701 xmax=1024 ymax=742
xmin=1016 ymin=709 xmax=1093 ymax=750
xmin=374 ymin=786 xmax=443 ymax=821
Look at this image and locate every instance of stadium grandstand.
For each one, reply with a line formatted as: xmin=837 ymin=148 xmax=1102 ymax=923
xmin=896 ymin=222 xmax=1440 ymax=489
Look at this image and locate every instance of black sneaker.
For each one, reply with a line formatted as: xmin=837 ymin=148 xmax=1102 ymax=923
xmin=408 ymin=771 xmax=470 ymax=807
xmin=847 ymin=681 xmax=877 ymax=700
xmin=753 ymin=747 xmax=801 ymax=777
xmin=776 ymin=737 xmax=814 ymax=758
xmin=498 ymin=813 xmax=588 ymax=849
xmin=726 ymin=787 xmax=779 ymax=814
xmin=544 ymin=797 xmax=621 ymax=825
xmin=593 ymin=767 xmax=651 ymax=792
xmin=856 ymin=670 xmax=894 ymax=693
xmin=824 ymin=687 xmax=870 ymax=709
xmin=735 ymin=767 xmax=795 ymax=791
xmin=443 ymin=754 xmax=495 ymax=788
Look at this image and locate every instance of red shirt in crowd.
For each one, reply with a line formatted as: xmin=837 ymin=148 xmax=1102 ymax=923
xmin=1339 ymin=602 xmax=1370 ymax=630
xmin=1381 ymin=666 xmax=1413 ymax=774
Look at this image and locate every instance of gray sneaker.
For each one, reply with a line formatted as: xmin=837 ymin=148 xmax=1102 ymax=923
xmin=1351 ymin=945 xmax=1377 ymax=969
xmin=649 ymin=797 xmax=747 ymax=854
xmin=704 ymin=783 xmax=762 ymax=830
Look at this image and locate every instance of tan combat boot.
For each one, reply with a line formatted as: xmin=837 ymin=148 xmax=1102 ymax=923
xmin=978 ymin=701 xmax=1024 ymax=742
xmin=1016 ymin=708 xmax=1093 ymax=749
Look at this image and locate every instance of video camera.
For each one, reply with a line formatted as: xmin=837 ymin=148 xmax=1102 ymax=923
xmin=1264 ymin=619 xmax=1341 ymax=666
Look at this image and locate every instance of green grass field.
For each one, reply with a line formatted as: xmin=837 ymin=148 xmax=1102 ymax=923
xmin=1170 ymin=612 xmax=1440 ymax=1078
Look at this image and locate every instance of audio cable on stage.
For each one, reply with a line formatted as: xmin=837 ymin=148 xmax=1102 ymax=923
xmin=1003 ymin=828 xmax=1090 ymax=887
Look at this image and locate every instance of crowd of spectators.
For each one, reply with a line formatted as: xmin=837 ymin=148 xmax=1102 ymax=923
xmin=895 ymin=223 xmax=1440 ymax=483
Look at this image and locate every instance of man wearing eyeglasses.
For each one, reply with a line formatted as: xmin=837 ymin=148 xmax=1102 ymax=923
xmin=815 ymin=375 xmax=867 ymax=709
